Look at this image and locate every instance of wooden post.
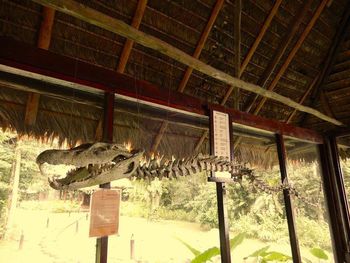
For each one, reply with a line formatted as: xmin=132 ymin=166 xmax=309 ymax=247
xmin=5 ymin=141 xmax=21 ymax=239
xmin=130 ymin=234 xmax=135 ymax=260
xmin=318 ymin=140 xmax=350 ymax=262
xmin=96 ymin=92 xmax=114 ymax=263
xmin=275 ymin=134 xmax=301 ymax=263
xmin=216 ymin=183 xmax=231 ymax=263
xmin=75 ymin=220 xmax=79 ymax=234
xmin=18 ymin=230 xmax=24 ymax=250
xmin=209 ymin=109 xmax=233 ymax=263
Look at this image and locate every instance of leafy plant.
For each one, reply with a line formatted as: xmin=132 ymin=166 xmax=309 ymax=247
xmin=310 ymin=247 xmax=329 ymax=260
xmin=177 ymin=233 xmax=245 ymax=263
xmin=244 ymin=245 xmax=292 ymax=262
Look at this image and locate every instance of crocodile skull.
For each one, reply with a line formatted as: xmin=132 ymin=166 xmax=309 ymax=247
xmin=36 ymin=142 xmax=143 ymax=190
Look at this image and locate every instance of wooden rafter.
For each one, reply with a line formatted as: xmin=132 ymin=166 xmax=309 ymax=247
xmin=117 ymin=0 xmax=148 ymax=73
xmin=320 ymin=91 xmax=336 ymax=118
xmin=232 ymin=0 xmax=241 ymax=110
xmin=251 ymin=0 xmax=329 ymax=116
xmin=299 ymin=2 xmax=350 ymax=126
xmin=150 ymin=121 xmax=168 ymax=154
xmin=243 ymin=0 xmax=314 ymax=113
xmin=152 ymin=0 xmax=224 ymax=153
xmin=286 ymin=73 xmax=319 ymax=124
xmin=96 ymin=0 xmax=147 ymax=140
xmin=24 ymin=7 xmax=55 ymax=126
xmin=30 ymin=0 xmax=343 ymax=126
xmin=177 ymin=0 xmax=224 ymax=93
xmin=221 ymin=0 xmax=282 ymax=106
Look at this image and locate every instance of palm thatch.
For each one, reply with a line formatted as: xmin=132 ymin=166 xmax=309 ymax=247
xmin=0 ymin=0 xmax=349 ymax=165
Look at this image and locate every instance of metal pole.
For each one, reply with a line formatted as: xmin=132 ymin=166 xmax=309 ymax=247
xmin=96 ymin=92 xmax=114 ymax=263
xmin=209 ymin=108 xmax=231 ymax=263
xmin=318 ymin=142 xmax=348 ymax=262
xmin=216 ymin=182 xmax=231 ymax=263
xmin=275 ymin=134 xmax=301 ymax=263
xmin=328 ymin=136 xmax=350 ymax=242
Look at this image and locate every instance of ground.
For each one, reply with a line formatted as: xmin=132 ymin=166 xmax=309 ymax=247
xmin=0 ymin=208 xmax=332 ymax=262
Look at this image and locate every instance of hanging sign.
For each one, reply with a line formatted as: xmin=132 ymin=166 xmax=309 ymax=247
xmin=89 ymin=189 xmax=121 ymax=238
xmin=211 ymin=110 xmax=232 ymax=178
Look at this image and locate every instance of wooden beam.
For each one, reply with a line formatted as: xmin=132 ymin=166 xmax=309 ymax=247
xmin=251 ymin=0 xmax=329 ymax=116
xmin=116 ymin=0 xmax=147 ymax=73
xmin=177 ymin=0 xmax=224 ymax=93
xmin=0 ymin=38 xmax=324 ymax=143
xmin=24 ymin=6 xmax=55 ymax=126
xmin=232 ymin=0 xmax=241 ymax=110
xmin=16 ymin=1 xmax=347 ymax=125
xmin=299 ymin=2 xmax=350 ymax=126
xmin=150 ymin=121 xmax=168 ymax=154
xmin=154 ymin=0 xmax=223 ymax=153
xmin=286 ymin=73 xmax=319 ymax=124
xmin=220 ymin=0 xmax=282 ymax=106
xmin=194 ymin=130 xmax=208 ymax=154
xmin=320 ymin=90 xmax=336 ymax=118
xmin=24 ymin=93 xmax=41 ymax=125
xmin=97 ymin=0 xmax=147 ymax=140
xmin=243 ymin=0 xmax=313 ymax=113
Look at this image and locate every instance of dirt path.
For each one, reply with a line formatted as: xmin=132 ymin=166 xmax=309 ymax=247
xmin=0 ymin=208 xmax=330 ymax=262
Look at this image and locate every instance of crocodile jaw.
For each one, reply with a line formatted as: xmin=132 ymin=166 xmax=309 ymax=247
xmin=48 ymin=150 xmax=143 ymax=190
xmin=36 ymin=142 xmax=144 ymax=190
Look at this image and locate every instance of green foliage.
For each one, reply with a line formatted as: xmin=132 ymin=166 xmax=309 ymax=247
xmin=187 ymin=183 xmax=218 ymax=228
xmin=191 ymin=247 xmax=220 ymax=263
xmin=309 ymin=247 xmax=329 ymax=260
xmin=0 ymin=132 xmax=60 ymax=237
xmin=245 ymin=246 xmax=292 ymax=262
xmin=178 ymin=233 xmax=245 ymax=263
xmin=295 ymin=216 xmax=332 ymax=250
xmin=229 ymin=232 xmax=245 ymax=250
xmin=176 ymin=238 xmax=200 ymax=257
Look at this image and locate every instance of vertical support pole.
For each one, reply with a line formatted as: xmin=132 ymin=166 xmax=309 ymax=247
xmin=96 ymin=92 xmax=115 ymax=263
xmin=216 ymin=182 xmax=231 ymax=263
xmin=318 ymin=142 xmax=348 ymax=262
xmin=275 ymin=134 xmax=301 ymax=263
xmin=319 ymin=136 xmax=350 ymax=262
xmin=5 ymin=142 xmax=21 ymax=239
xmin=328 ymin=136 xmax=350 ymax=242
xmin=209 ymin=109 xmax=232 ymax=263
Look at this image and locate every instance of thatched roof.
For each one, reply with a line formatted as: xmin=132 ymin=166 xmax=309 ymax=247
xmin=0 ymin=0 xmax=349 ymax=165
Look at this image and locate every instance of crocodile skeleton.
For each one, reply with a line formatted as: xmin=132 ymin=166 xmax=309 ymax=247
xmin=36 ymin=143 xmax=303 ymax=201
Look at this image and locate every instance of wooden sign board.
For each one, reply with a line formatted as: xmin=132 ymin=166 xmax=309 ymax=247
xmin=211 ymin=110 xmax=232 ymax=178
xmin=89 ymin=189 xmax=120 ymax=238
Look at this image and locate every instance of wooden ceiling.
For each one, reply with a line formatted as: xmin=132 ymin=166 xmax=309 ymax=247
xmin=0 ymin=0 xmax=350 ymax=151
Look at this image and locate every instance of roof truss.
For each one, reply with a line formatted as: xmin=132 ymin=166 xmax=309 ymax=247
xmin=29 ymin=0 xmax=343 ymax=127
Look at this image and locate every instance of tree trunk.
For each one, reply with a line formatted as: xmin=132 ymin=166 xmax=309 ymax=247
xmin=4 ymin=142 xmax=21 ymax=239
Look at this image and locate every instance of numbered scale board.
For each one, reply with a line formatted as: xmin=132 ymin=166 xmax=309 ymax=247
xmin=210 ymin=109 xmax=233 ymax=179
